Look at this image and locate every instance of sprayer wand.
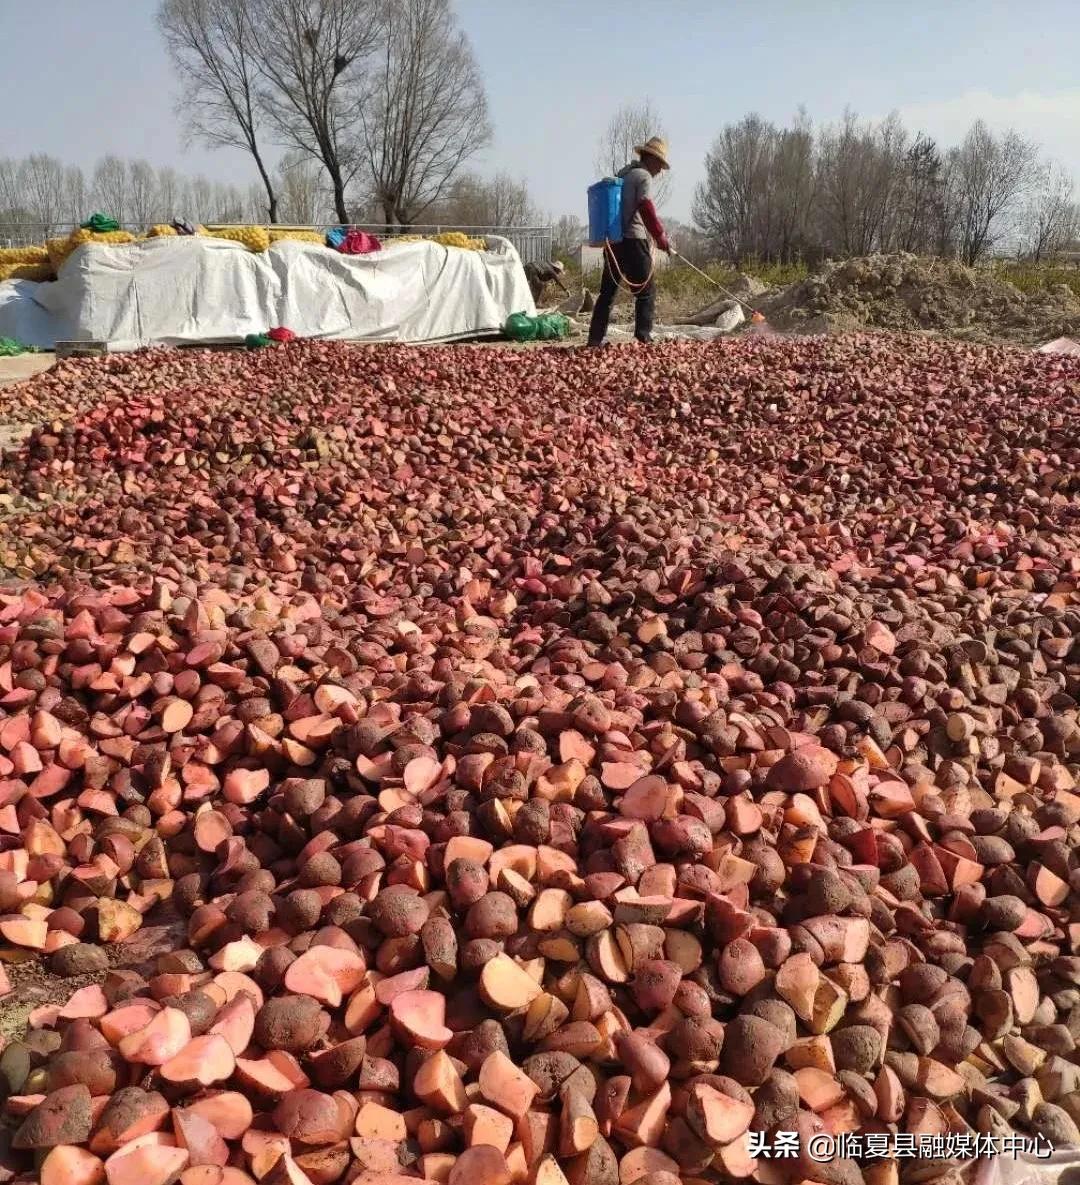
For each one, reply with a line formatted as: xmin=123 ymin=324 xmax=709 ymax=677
xmin=670 ymin=250 xmax=767 ymax=323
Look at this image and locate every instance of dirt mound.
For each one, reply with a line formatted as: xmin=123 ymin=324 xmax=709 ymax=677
xmin=761 ymin=252 xmax=1080 ymax=343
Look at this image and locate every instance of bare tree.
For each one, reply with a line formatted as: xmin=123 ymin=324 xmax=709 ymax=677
xmin=432 ymin=172 xmax=535 ymax=228
xmin=92 ymin=156 xmax=130 ymax=222
xmin=155 ymin=167 xmax=183 ymax=221
xmin=20 ymin=155 xmax=66 ymax=237
xmin=211 ymin=182 xmax=246 ymax=222
xmin=158 ymin=0 xmax=279 ymax=222
xmin=594 ymin=100 xmax=671 ymax=206
xmin=359 ymin=0 xmax=490 ymax=227
xmin=895 ymin=134 xmax=944 ymax=253
xmin=62 ymin=166 xmax=88 ymax=226
xmin=256 ymin=0 xmax=382 ymax=222
xmin=0 ymin=160 xmax=19 ymax=216
xmin=815 ymin=111 xmax=909 ymax=256
xmin=189 ymin=175 xmax=215 ymax=222
xmin=693 ymin=112 xmax=815 ymax=264
xmin=128 ymin=160 xmax=159 ymax=228
xmin=278 ymin=150 xmax=328 ymax=223
xmin=1022 ymin=162 xmax=1079 ymax=262
xmin=552 ymin=213 xmax=585 ymax=254
xmin=950 ymin=120 xmax=1038 ymax=265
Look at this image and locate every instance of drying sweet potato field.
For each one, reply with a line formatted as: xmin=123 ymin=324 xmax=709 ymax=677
xmin=0 ymin=334 xmax=1077 ymax=1185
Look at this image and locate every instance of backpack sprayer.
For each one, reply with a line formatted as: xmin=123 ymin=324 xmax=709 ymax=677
xmin=587 ymin=176 xmax=768 ymax=323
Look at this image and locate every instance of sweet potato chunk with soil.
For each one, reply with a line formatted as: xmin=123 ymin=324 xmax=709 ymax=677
xmin=479 ymin=954 xmax=543 ymax=1012
xmin=274 ymin=1089 xmax=351 ymax=1145
xmin=718 ymin=1015 xmax=788 ymax=1087
xmin=90 ymin=1088 xmax=171 ymax=1155
xmin=354 ymin=1100 xmax=407 ymax=1141
xmin=14 ymin=1083 xmax=93 ymax=1148
xmin=308 ymin=1036 xmax=367 ymax=1089
xmin=254 ymin=995 xmax=325 ymax=1053
xmin=448 ymin=1145 xmax=511 ymax=1185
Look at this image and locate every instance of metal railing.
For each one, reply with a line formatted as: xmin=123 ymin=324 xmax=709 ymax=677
xmin=0 ymin=220 xmax=555 ymax=264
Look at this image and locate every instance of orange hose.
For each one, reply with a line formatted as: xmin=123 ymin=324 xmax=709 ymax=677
xmin=603 ymin=239 xmax=654 ymax=295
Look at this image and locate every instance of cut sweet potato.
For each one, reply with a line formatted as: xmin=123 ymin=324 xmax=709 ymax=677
xmin=793 ymin=1067 xmax=846 ymax=1113
xmin=104 ymin=1143 xmax=190 ymax=1185
xmin=354 ymin=1101 xmax=407 ymax=1142
xmin=186 ymin=1092 xmax=254 ymax=1141
xmin=42 ymin=1145 xmax=106 ymax=1185
xmin=389 ymin=989 xmax=453 ymax=1050
xmin=118 ymin=1008 xmax=192 ymax=1066
xmin=160 ymin=1035 xmax=237 ymax=1087
xmin=283 ymin=946 xmax=366 ymax=1007
xmin=205 ymin=991 xmax=256 ymax=1056
xmin=234 ymin=1051 xmax=310 ymax=1100
xmin=479 ymin=954 xmax=543 ymax=1012
xmin=413 ymin=1049 xmax=468 ymax=1115
xmin=685 ymin=1083 xmax=754 ymax=1147
xmin=173 ymin=1110 xmax=229 ymax=1168
xmin=478 ymin=1050 xmax=539 ymax=1120
xmin=463 ymin=1104 xmax=514 ymax=1152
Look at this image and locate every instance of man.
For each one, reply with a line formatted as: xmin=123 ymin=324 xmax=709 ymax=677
xmin=524 ymin=258 xmax=570 ymax=305
xmin=587 ymin=135 xmax=672 ymax=347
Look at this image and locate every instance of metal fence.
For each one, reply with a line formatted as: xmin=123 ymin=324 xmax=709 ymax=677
xmin=0 ymin=220 xmax=554 ymax=264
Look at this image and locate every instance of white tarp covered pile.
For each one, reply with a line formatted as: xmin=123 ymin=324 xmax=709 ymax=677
xmin=0 ymin=234 xmax=536 ymax=351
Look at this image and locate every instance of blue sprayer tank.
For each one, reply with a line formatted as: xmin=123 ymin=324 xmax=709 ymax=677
xmin=588 ymin=178 xmax=623 ymax=247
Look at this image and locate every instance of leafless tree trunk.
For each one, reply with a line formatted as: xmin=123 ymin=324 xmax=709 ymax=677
xmin=595 ymin=100 xmax=671 ymax=207
xmin=1022 ymin=162 xmax=1078 ymax=262
xmin=19 ymin=155 xmax=66 ymax=238
xmin=212 ymin=182 xmax=246 ymax=222
xmin=896 ymin=135 xmax=943 ymax=253
xmin=431 ymin=172 xmax=536 ymax=228
xmin=693 ymin=112 xmax=815 ymax=264
xmin=278 ymin=150 xmax=329 ymax=223
xmin=552 ymin=213 xmax=585 ymax=254
xmin=128 ymin=160 xmax=159 ymax=229
xmin=92 ymin=156 xmax=130 ymax=223
xmin=158 ymin=0 xmax=279 ymax=222
xmin=359 ymin=0 xmax=491 ymax=228
xmin=62 ymin=167 xmax=88 ymax=227
xmin=189 ymin=175 xmax=215 ymax=222
xmin=156 ymin=167 xmax=182 ymax=222
xmin=255 ymin=0 xmax=381 ymax=222
xmin=950 ymin=120 xmax=1038 ymax=265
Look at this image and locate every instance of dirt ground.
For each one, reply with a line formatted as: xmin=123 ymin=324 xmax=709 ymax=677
xmin=0 ymin=910 xmax=187 ymax=1044
xmin=0 ymin=353 xmax=54 ymax=386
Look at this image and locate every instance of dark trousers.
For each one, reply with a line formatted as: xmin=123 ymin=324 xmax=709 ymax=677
xmin=588 ymin=238 xmax=655 ymax=345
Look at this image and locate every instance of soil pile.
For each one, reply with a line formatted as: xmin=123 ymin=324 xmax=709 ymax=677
xmin=761 ymin=252 xmax=1080 ymax=342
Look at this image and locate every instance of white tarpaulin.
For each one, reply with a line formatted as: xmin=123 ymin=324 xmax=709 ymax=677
xmin=0 ymin=235 xmax=535 ymax=351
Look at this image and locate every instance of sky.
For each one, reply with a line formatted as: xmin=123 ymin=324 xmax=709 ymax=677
xmin=2 ymin=0 xmax=1079 ymax=224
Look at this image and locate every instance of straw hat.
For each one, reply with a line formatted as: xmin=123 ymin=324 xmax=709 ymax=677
xmin=634 ymin=136 xmax=670 ymax=170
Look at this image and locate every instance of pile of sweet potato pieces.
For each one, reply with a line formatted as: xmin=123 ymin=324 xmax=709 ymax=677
xmin=0 ymin=335 xmax=1077 ymax=1185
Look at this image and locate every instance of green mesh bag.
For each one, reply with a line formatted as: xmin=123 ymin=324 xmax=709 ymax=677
xmin=504 ymin=311 xmax=570 ymax=342
xmin=80 ymin=213 xmax=121 ymax=233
